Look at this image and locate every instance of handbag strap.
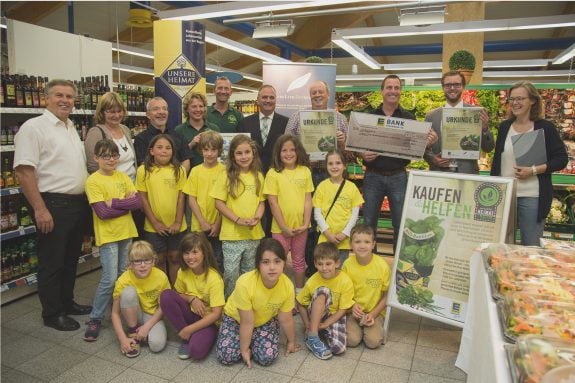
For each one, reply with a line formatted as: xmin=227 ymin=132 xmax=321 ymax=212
xmin=325 ymin=180 xmax=346 ymax=220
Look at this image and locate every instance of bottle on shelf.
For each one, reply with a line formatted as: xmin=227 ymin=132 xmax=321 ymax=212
xmin=23 ymin=75 xmax=34 ymax=108
xmin=0 ymin=68 xmax=5 ymax=107
xmin=2 ymin=157 xmax=16 ymax=189
xmin=15 ymin=74 xmax=25 ymax=108
xmin=5 ymin=71 xmax=16 ymax=107
xmin=18 ymin=200 xmax=32 ymax=227
xmin=38 ymin=76 xmax=47 ymax=108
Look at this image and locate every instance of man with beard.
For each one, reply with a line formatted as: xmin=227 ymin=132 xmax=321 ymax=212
xmin=424 ymin=71 xmax=494 ymax=174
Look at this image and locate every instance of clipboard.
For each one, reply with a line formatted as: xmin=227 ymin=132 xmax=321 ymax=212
xmin=511 ymin=129 xmax=547 ymax=166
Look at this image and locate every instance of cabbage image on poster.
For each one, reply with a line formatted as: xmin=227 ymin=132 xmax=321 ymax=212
xmin=388 ymin=171 xmax=515 ymax=327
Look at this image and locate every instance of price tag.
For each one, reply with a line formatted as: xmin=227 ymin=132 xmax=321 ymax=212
xmin=18 ymin=226 xmax=25 ymax=235
xmin=9 ymin=188 xmax=19 ymax=195
xmin=25 ymin=274 xmax=37 ymax=285
xmin=1 ymin=284 xmax=8 ymax=292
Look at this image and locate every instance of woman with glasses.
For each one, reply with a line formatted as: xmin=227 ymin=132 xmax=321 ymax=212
xmin=491 ymin=81 xmax=568 ymax=246
xmin=85 ymin=92 xmax=137 ymax=181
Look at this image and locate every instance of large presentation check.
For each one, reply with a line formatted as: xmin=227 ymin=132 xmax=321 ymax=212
xmin=346 ymin=111 xmax=431 ymax=161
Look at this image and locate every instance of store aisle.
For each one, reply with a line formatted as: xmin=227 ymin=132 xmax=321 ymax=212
xmin=1 ymin=269 xmax=466 ymax=383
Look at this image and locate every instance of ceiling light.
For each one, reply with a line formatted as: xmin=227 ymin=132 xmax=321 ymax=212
xmin=206 ymin=64 xmax=263 ymax=82
xmin=205 ymin=31 xmax=290 ymax=63
xmin=159 ymin=0 xmax=365 ymax=21
xmin=483 ymin=70 xmax=573 ymax=78
xmin=335 ymin=15 xmax=575 ymax=39
xmin=331 ymin=34 xmax=380 ymax=70
xmin=383 ymin=62 xmax=442 ymax=71
xmin=399 ymin=6 xmax=445 ymax=26
xmin=252 ymin=20 xmax=295 ymax=38
xmin=552 ymin=42 xmax=575 ymax=64
xmin=112 ymin=64 xmax=153 ymax=76
xmin=484 ymin=59 xmax=549 ymax=68
xmin=112 ymin=43 xmax=154 ymax=59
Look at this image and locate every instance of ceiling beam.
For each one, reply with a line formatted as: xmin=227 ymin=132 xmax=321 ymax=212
xmin=542 ymin=2 xmax=575 ymax=60
xmin=4 ymin=1 xmax=66 ymax=24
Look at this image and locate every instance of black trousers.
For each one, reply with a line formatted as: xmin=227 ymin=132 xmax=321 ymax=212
xmin=36 ymin=193 xmax=88 ymax=319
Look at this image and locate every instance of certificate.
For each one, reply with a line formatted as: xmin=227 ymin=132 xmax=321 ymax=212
xmin=299 ymin=110 xmax=337 ymax=161
xmin=219 ymin=132 xmax=250 ymax=164
xmin=346 ymin=111 xmax=431 ymax=161
xmin=441 ymin=107 xmax=483 ymax=160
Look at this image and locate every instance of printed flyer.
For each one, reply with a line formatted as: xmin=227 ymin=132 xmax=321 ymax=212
xmin=299 ymin=110 xmax=337 ymax=161
xmin=387 ymin=171 xmax=515 ymax=327
xmin=441 ymin=107 xmax=483 ymax=160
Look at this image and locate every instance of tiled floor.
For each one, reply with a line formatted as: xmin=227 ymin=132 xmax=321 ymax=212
xmin=1 ymin=269 xmax=466 ymax=383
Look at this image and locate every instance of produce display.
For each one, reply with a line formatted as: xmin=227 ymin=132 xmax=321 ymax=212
xmin=509 ymin=336 xmax=575 ymax=383
xmin=498 ymin=293 xmax=575 ymax=342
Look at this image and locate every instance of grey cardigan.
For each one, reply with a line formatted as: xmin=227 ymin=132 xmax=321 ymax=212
xmin=84 ymin=123 xmax=136 ymax=174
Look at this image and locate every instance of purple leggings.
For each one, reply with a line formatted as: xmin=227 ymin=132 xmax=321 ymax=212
xmin=159 ymin=289 xmax=218 ymax=360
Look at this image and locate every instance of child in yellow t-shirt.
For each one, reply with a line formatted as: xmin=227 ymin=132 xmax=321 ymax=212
xmin=159 ymin=232 xmax=225 ymax=361
xmin=313 ymin=150 xmax=363 ymax=265
xmin=297 ymin=242 xmax=354 ymax=360
xmin=84 ymin=139 xmax=141 ymax=342
xmin=264 ymin=134 xmax=314 ymax=290
xmin=216 ymin=238 xmax=300 ymax=367
xmin=136 ymin=134 xmax=187 ymax=285
xmin=111 ymin=241 xmax=170 ymax=358
xmin=342 ymin=224 xmax=391 ymax=349
xmin=211 ymin=135 xmax=265 ymax=298
xmin=183 ymin=131 xmax=225 ymax=272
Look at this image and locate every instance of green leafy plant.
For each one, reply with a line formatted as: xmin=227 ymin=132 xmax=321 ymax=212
xmin=448 ymin=50 xmax=476 ymax=71
xmin=397 ymin=285 xmax=441 ymax=313
xmin=304 ymin=56 xmax=325 ymax=63
xmin=400 ymin=216 xmax=445 ymax=267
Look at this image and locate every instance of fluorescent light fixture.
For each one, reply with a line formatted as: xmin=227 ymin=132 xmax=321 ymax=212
xmin=332 ymin=34 xmax=380 ymax=70
xmin=112 ymin=64 xmax=153 ymax=76
xmin=252 ymin=20 xmax=295 ymax=39
xmin=484 ymin=59 xmax=549 ymax=68
xmin=335 ymin=15 xmax=575 ymax=39
xmin=205 ymin=31 xmax=290 ymax=63
xmin=206 ymin=82 xmax=258 ymax=92
xmin=483 ymin=70 xmax=573 ymax=78
xmin=552 ymin=42 xmax=575 ymax=64
xmin=206 ymin=64 xmax=263 ymax=82
xmin=383 ymin=62 xmax=442 ymax=71
xmin=399 ymin=6 xmax=445 ymax=26
xmin=159 ymin=0 xmax=365 ymax=21
xmin=112 ymin=43 xmax=154 ymax=59
xmin=337 ymin=73 xmax=441 ymax=81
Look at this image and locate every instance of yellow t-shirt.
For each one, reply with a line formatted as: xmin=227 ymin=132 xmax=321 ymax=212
xmin=263 ymin=166 xmax=314 ymax=233
xmin=296 ymin=271 xmax=354 ymax=314
xmin=136 ymin=164 xmax=187 ymax=233
xmin=312 ymin=180 xmax=364 ymax=249
xmin=174 ymin=267 xmax=225 ymax=315
xmin=224 ymin=270 xmax=294 ymax=327
xmin=342 ymin=254 xmax=391 ymax=317
xmin=85 ymin=170 xmax=138 ymax=246
xmin=182 ymin=163 xmax=225 ymax=232
xmin=210 ymin=171 xmax=265 ymax=240
xmin=113 ymin=267 xmax=170 ymax=315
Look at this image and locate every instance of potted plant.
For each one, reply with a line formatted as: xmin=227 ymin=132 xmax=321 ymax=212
xmin=448 ymin=50 xmax=476 ymax=84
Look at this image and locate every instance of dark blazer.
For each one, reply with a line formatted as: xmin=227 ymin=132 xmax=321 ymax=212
xmin=491 ymin=118 xmax=568 ymax=221
xmin=237 ymin=112 xmax=289 ymax=173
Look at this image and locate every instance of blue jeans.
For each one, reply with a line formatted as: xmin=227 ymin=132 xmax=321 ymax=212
xmin=362 ymin=170 xmax=407 ymax=251
xmin=517 ymin=197 xmax=544 ymax=246
xmin=89 ymin=238 xmax=131 ymax=320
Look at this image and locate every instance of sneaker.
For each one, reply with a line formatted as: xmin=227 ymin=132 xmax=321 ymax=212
xmin=305 ymin=335 xmax=332 ymax=360
xmin=178 ymin=340 xmax=190 ymax=360
xmin=83 ymin=319 xmax=101 ymax=342
xmin=126 ymin=333 xmax=140 ymax=358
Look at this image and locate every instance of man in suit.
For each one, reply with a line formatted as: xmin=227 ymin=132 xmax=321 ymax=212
xmin=424 ymin=71 xmax=494 ymax=174
xmin=237 ymin=84 xmax=288 ymax=174
xmin=237 ymin=84 xmax=288 ymax=236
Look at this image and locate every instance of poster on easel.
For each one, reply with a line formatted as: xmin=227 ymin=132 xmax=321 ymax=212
xmin=385 ymin=171 xmax=515 ymax=328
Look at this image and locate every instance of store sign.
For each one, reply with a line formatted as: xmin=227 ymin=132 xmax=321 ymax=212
xmin=154 ymin=20 xmax=206 ymax=129
xmin=387 ymin=171 xmax=515 ymax=328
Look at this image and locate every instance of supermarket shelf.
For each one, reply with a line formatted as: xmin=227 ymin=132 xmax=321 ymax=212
xmin=0 ymin=225 xmax=36 ymax=241
xmin=0 ymin=247 xmax=100 ymax=293
xmin=0 ymin=187 xmax=21 ymax=196
xmin=0 ymin=107 xmax=146 ymax=117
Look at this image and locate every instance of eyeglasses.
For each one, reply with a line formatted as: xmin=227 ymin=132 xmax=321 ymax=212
xmin=443 ymin=83 xmax=463 ymax=89
xmin=131 ymin=259 xmax=154 ymax=265
xmin=104 ymin=109 xmax=124 ymax=115
xmin=97 ymin=154 xmax=120 ymax=160
xmin=508 ymin=96 xmax=529 ymax=104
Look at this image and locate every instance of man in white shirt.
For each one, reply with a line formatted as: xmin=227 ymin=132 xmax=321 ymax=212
xmin=424 ymin=71 xmax=494 ymax=174
xmin=14 ymin=79 xmax=92 ymax=331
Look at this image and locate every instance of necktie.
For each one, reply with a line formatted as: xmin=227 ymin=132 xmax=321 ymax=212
xmin=261 ymin=116 xmax=270 ymax=145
